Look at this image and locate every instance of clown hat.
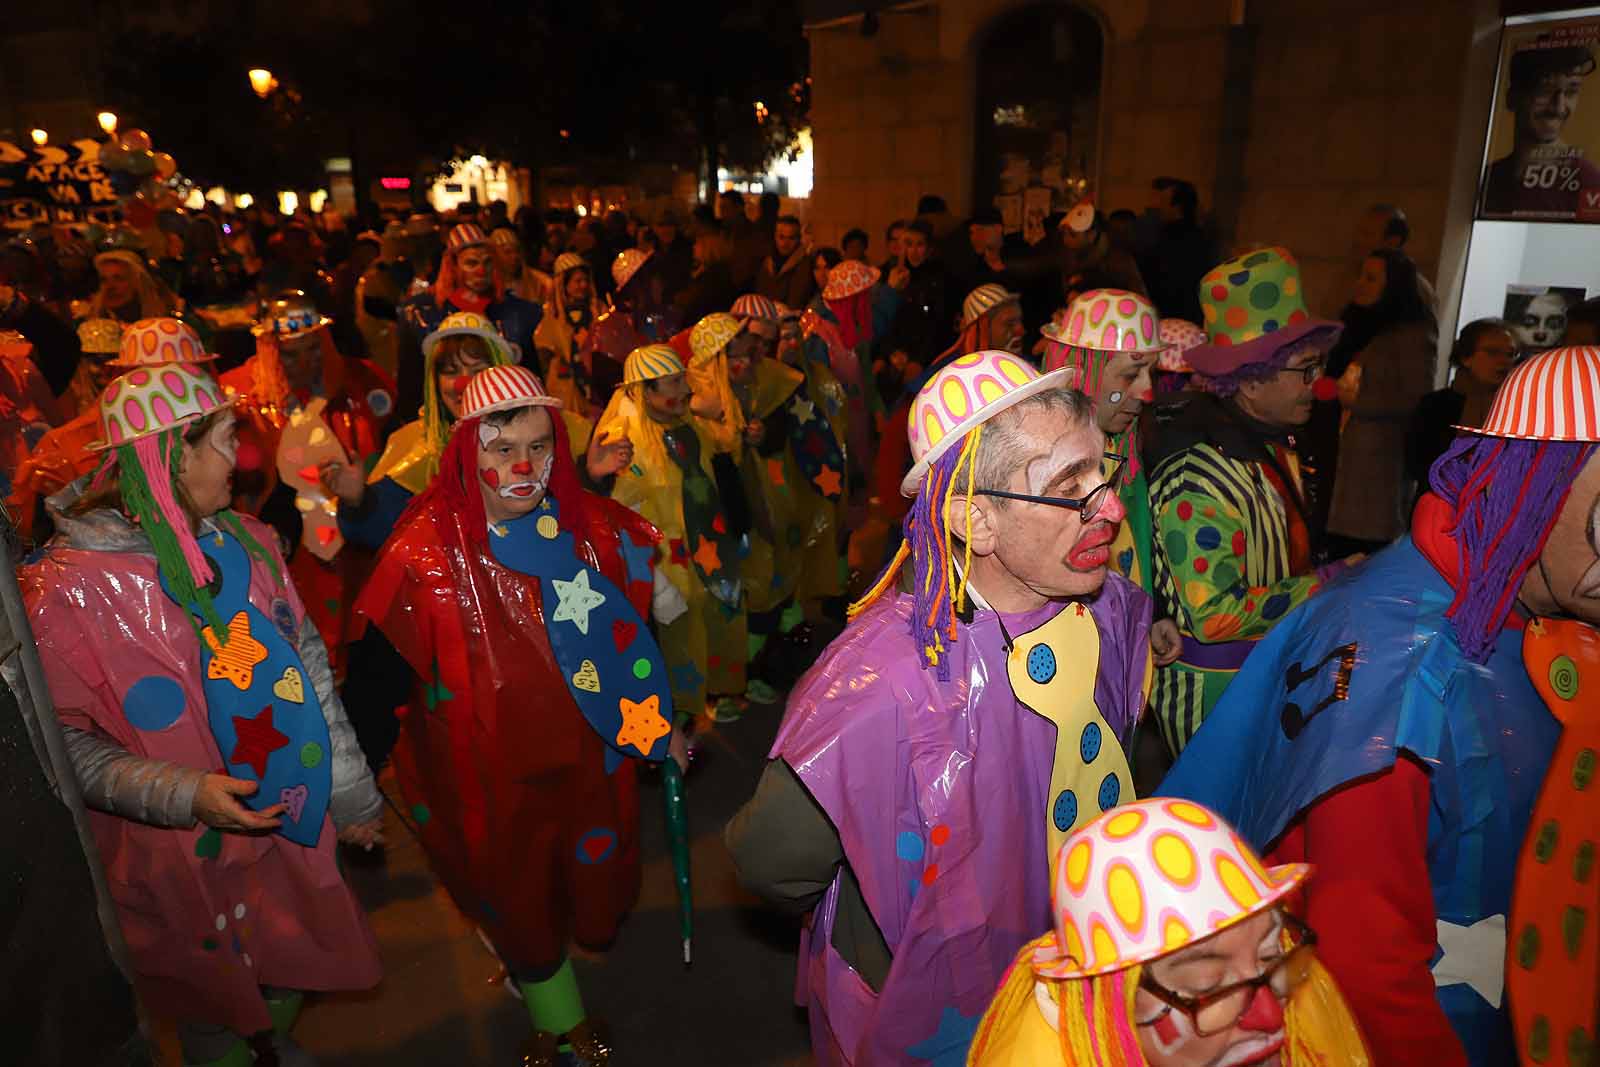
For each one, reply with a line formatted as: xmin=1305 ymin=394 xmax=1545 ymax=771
xmin=554 ymin=252 xmax=588 ymax=276
xmin=623 ymin=344 xmax=685 ymax=386
xmin=1187 ymin=248 xmax=1341 ymax=377
xmin=89 ymin=363 xmax=230 ymax=452
xmin=487 ymin=227 xmax=521 ymax=249
xmin=731 ymin=293 xmax=782 ymax=323
xmin=823 ymin=260 xmax=880 ymax=301
xmin=110 ymin=317 xmax=217 ymax=367
xmin=1157 ymin=319 xmax=1208 ymax=373
xmin=250 ymin=289 xmax=332 ymax=339
xmin=447 ymin=223 xmax=488 ymax=252
xmin=422 ymin=310 xmax=518 ymax=366
xmin=689 ymin=312 xmax=745 ymax=366
xmin=1461 ymin=345 xmax=1600 ymax=442
xmin=960 ymin=283 xmax=1021 ymax=330
xmin=902 ymin=350 xmax=1073 ymax=496
xmin=78 ymin=318 xmax=125 ymax=357
xmin=1041 ymin=289 xmax=1163 ymax=357
xmin=459 ymin=364 xmax=562 ymax=421
xmin=1032 ymin=798 xmax=1310 ymax=980
xmin=613 ymin=248 xmax=653 ymax=291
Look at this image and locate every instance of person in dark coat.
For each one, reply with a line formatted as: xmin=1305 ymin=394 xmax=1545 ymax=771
xmin=1408 ymin=318 xmax=1517 ymax=487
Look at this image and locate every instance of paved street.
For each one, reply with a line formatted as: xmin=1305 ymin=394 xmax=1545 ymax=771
xmin=295 ymin=699 xmax=813 ymax=1066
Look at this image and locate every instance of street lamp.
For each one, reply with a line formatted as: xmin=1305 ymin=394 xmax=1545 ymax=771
xmin=30 ymin=129 xmax=47 ymax=146
xmin=97 ymin=111 xmax=117 ymax=135
xmin=248 ymin=69 xmax=277 ymax=98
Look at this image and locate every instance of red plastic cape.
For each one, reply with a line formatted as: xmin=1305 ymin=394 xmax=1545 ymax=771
xmin=356 ymin=410 xmax=661 ymax=968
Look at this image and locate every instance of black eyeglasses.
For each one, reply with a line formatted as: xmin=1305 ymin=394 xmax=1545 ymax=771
xmin=974 ymin=453 xmax=1126 ymax=521
xmin=1136 ymin=913 xmax=1317 ymax=1037
xmin=1278 ymin=359 xmax=1326 ymax=385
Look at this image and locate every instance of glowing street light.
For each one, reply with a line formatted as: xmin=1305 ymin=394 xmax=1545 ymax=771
xmin=235 ymin=193 xmax=255 ymax=210
xmin=30 ymin=129 xmax=47 ymax=146
xmin=248 ymin=69 xmax=277 ymax=98
xmin=97 ymin=111 xmax=118 ymax=135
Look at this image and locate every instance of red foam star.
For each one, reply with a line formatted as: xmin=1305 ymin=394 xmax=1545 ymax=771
xmin=230 ymin=705 xmax=289 ymax=778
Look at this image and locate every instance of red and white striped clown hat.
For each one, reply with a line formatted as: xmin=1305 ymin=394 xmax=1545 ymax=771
xmin=460 ymin=365 xmax=563 ymax=420
xmin=1464 ymin=345 xmax=1600 ymax=442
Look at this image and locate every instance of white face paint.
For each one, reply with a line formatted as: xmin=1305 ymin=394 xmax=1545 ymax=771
xmin=498 ymin=452 xmax=552 ymax=499
xmin=208 ymin=411 xmax=239 ymax=464
xmin=478 ymin=421 xmax=502 ymax=450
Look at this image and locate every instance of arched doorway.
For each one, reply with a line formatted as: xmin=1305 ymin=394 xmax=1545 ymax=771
xmin=973 ymin=3 xmax=1104 ymax=240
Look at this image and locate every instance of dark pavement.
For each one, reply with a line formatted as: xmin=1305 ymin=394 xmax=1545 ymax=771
xmin=295 ymin=698 xmax=814 ymax=1065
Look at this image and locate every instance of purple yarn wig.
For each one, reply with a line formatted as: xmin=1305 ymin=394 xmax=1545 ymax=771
xmin=1428 ymin=433 xmax=1596 ymax=662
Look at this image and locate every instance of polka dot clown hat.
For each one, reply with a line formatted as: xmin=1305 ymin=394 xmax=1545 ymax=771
xmin=689 ymin=312 xmax=745 ymax=366
xmin=823 ymin=259 xmax=880 ymax=302
xmin=422 ymin=310 xmax=518 ymax=366
xmin=460 ymin=364 xmax=562 ymax=421
xmin=78 ymin=317 xmax=126 ymax=357
xmin=960 ymin=283 xmax=1022 ymax=330
xmin=89 ymin=363 xmax=230 ymax=452
xmin=109 ymin=317 xmax=217 ymax=367
xmin=1157 ymin=319 xmax=1208 ymax=373
xmin=1032 ymin=798 xmax=1310 ymax=981
xmin=623 ymin=344 xmax=686 ymax=386
xmin=1041 ymin=289 xmax=1164 ymax=357
xmin=612 ymin=248 xmax=653 ymax=291
xmin=731 ymin=293 xmax=783 ymax=323
xmin=1188 ymin=247 xmax=1341 ymax=377
xmin=902 ymin=349 xmax=1073 ymax=496
xmin=1461 ymin=345 xmax=1600 ymax=442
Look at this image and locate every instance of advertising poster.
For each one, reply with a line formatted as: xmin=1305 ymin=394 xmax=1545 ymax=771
xmin=1504 ymin=284 xmax=1587 ymax=352
xmin=1480 ymin=16 xmax=1600 ymax=222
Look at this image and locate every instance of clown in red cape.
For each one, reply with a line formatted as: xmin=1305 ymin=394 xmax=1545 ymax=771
xmin=356 ymin=363 xmax=681 ymax=1064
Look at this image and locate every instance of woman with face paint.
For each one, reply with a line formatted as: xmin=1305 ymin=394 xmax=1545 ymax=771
xmin=22 ymin=364 xmax=384 ymax=1067
xmin=1163 ymin=346 xmax=1600 ymax=1067
xmin=597 ymin=344 xmax=748 ymax=727
xmin=968 ymin=799 xmax=1370 ymax=1067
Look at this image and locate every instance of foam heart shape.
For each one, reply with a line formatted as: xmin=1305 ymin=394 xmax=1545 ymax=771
xmin=572 ymin=659 xmax=601 ymax=693
xmin=280 ymin=783 xmax=308 ymax=823
xmin=612 ymin=619 xmax=637 ymax=653
xmin=272 ymin=666 xmax=305 ymax=704
xmin=308 ymin=427 xmax=329 ymax=446
xmin=581 ymin=831 xmax=615 ymax=862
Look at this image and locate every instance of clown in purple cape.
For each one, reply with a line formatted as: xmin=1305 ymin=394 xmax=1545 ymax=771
xmin=726 ymin=350 xmax=1154 ymax=1066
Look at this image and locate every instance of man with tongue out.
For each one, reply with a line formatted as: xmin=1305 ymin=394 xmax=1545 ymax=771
xmin=727 ymin=349 xmax=1155 ymax=1066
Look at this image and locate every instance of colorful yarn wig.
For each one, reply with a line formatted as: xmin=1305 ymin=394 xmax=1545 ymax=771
xmin=90 ymin=425 xmax=280 ymax=642
xmin=849 ymin=424 xmax=984 ymax=681
xmin=1428 ymin=434 xmax=1597 ymax=663
xmin=1063 ymin=344 xmax=1143 ymax=485
xmin=415 ymin=334 xmax=515 ymax=487
xmin=968 ymin=933 xmax=1326 ymax=1066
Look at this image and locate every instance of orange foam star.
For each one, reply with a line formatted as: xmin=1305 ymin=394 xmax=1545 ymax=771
xmin=693 ymin=536 xmax=722 ymax=574
xmin=812 ymin=465 xmax=843 ymax=497
xmin=202 ymin=611 xmax=269 ymax=691
xmin=615 ymin=694 xmax=672 ymax=754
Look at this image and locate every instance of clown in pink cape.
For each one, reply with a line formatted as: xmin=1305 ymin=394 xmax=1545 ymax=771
xmin=22 ymin=362 xmax=382 ymax=1066
xmin=727 ymin=350 xmax=1154 ymax=1066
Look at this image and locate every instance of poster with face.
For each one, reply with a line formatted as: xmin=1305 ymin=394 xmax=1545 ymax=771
xmin=1480 ymin=17 xmax=1600 ymax=222
xmin=1505 ymin=284 xmax=1587 ymax=353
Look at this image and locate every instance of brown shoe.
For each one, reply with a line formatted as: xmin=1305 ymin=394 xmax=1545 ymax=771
xmin=564 ymin=1019 xmax=613 ymax=1065
xmin=518 ymin=1030 xmax=559 ymax=1067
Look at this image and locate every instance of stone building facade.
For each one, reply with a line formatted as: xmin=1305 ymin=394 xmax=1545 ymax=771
xmin=804 ymin=0 xmax=1507 ymax=325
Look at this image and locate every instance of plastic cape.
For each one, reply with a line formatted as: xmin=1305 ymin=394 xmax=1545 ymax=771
xmin=734 ymin=358 xmax=808 ymax=613
xmin=790 ymin=355 xmax=851 ymax=604
xmin=1158 ymin=535 xmax=1558 ymax=1067
xmin=1508 ymin=617 xmax=1600 ymax=1067
xmin=7 ymin=408 xmax=100 ymax=542
xmin=968 ymin=953 xmax=1371 ymax=1066
xmin=354 ymin=485 xmax=659 ymax=970
xmin=770 ymin=575 xmax=1150 ymax=1067
xmin=688 ymin=347 xmax=746 ymax=456
xmin=22 ymin=510 xmax=379 ymax=1035
xmin=221 ymin=349 xmax=395 ymax=670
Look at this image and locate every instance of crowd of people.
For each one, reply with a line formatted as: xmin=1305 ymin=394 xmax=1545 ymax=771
xmin=2 ymin=178 xmax=1598 ymax=1067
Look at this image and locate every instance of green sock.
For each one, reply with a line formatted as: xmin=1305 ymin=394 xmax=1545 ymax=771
xmin=265 ymin=991 xmax=304 ymax=1038
xmin=518 ymin=958 xmax=585 ymax=1035
xmin=185 ymin=1040 xmax=253 ymax=1067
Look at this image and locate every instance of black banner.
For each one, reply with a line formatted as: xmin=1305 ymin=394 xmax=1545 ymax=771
xmin=0 ymin=139 xmax=121 ymax=225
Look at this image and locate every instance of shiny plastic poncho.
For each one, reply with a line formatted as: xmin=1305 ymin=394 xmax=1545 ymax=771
xmin=771 ymin=573 xmax=1150 ymax=1067
xmin=356 ymin=475 xmax=662 ymax=971
xmin=23 ymin=511 xmax=380 ymax=1034
xmin=1160 ymin=530 xmax=1560 ymax=1067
